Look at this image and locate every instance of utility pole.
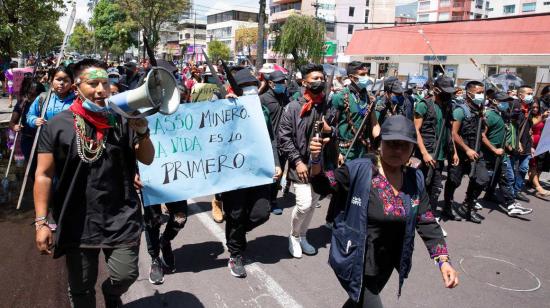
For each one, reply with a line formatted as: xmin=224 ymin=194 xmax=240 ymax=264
xmin=193 ymin=10 xmax=196 ymax=63
xmin=312 ymin=0 xmax=320 ymax=18
xmin=256 ymin=0 xmax=266 ymax=70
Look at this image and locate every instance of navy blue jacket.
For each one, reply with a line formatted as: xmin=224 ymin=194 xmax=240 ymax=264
xmin=325 ymin=158 xmax=424 ymax=302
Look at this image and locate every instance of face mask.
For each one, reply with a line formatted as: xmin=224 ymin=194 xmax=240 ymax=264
xmin=497 ymin=101 xmax=509 ymax=112
xmin=308 ymin=81 xmax=325 ymax=94
xmin=391 ymin=94 xmax=405 ymax=105
xmin=356 ymin=76 xmax=371 ymax=90
xmin=242 ymin=86 xmax=259 ymax=96
xmin=273 ymin=83 xmax=287 ymax=94
xmin=82 ymin=96 xmax=108 ymax=113
xmin=523 ymin=95 xmax=534 ymax=104
xmin=471 ymin=93 xmax=484 ymax=106
xmin=109 ymin=77 xmax=119 ymax=85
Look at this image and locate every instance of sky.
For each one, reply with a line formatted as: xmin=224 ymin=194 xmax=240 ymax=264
xmin=58 ymin=0 xmax=416 ymax=32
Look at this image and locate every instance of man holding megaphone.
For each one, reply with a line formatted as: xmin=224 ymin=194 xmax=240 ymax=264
xmin=33 ymin=59 xmax=155 ymax=307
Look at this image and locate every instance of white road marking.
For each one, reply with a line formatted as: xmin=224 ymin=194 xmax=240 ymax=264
xmin=189 ymin=199 xmax=303 ymax=308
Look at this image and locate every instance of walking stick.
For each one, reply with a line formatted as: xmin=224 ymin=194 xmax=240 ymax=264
xmin=16 ymin=4 xmax=76 ymax=210
xmin=343 ymin=77 xmax=384 ymax=161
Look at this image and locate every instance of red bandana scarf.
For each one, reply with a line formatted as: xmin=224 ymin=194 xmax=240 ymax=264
xmin=69 ymin=97 xmax=112 ymax=140
xmin=300 ymin=89 xmax=325 ymax=118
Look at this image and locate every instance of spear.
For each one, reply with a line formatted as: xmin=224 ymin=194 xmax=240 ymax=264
xmin=16 ymin=3 xmax=76 ymax=210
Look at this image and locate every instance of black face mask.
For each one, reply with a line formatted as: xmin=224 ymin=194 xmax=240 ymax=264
xmin=308 ymin=81 xmax=325 ymax=94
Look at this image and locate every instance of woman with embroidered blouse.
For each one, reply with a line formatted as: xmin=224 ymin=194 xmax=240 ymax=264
xmin=310 ymin=115 xmax=458 ymax=308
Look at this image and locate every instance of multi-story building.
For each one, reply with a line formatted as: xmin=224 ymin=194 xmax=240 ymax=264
xmin=268 ymin=0 xmax=395 ymax=64
xmin=206 ymin=7 xmax=262 ymax=60
xmin=395 ymin=1 xmax=418 ymax=23
xmin=416 ymin=0 xmax=489 ymax=22
xmin=178 ymin=18 xmax=207 ymax=62
xmin=156 ymin=24 xmax=181 ymax=60
xmin=488 ymin=0 xmax=550 ymax=18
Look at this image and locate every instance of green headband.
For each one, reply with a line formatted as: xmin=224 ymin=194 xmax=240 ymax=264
xmin=81 ymin=68 xmax=108 ymax=80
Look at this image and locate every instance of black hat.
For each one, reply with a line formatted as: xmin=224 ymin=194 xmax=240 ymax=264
xmin=124 ymin=62 xmax=137 ymax=69
xmin=434 ymin=76 xmax=455 ymax=94
xmin=493 ymin=92 xmax=513 ymax=101
xmin=384 ymin=77 xmax=404 ymax=94
xmin=268 ymin=70 xmax=287 ymax=82
xmin=346 ymin=61 xmax=368 ymax=75
xmin=381 ymin=115 xmax=417 ymax=144
xmin=234 ymin=69 xmax=259 ymax=86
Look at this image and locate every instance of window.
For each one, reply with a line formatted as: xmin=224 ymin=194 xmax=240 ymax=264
xmin=348 ymin=24 xmax=354 ymax=34
xmin=545 ymin=1 xmax=550 ymax=5
xmin=439 ymin=0 xmax=450 ymax=8
xmin=365 ymin=9 xmax=370 ymax=23
xmin=503 ymin=4 xmax=515 ymax=13
xmin=349 ymin=6 xmax=355 ymax=16
xmin=522 ymin=2 xmax=536 ymax=12
xmin=326 ymin=23 xmax=335 ymax=32
xmin=418 ymin=1 xmax=430 ymax=10
xmin=418 ymin=14 xmax=429 ymax=22
xmin=475 ymin=0 xmax=483 ymax=9
xmin=366 ymin=0 xmax=370 ymax=6
xmin=438 ymin=12 xmax=449 ymax=21
xmin=185 ymin=33 xmax=191 ymax=39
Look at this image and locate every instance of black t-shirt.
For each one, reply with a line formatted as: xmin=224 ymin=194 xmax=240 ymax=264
xmin=37 ymin=110 xmax=142 ymax=256
xmin=13 ymin=98 xmax=36 ymax=138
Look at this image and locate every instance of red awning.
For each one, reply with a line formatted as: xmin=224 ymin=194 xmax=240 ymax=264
xmin=346 ymin=14 xmax=550 ymax=56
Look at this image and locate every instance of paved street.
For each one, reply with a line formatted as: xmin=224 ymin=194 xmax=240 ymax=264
xmin=119 ymin=175 xmax=550 ymax=308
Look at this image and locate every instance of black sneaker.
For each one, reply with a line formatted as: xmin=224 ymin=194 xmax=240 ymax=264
xmin=515 ymin=192 xmax=529 ymax=202
xmin=228 ymin=255 xmax=247 ymax=278
xmin=149 ymin=257 xmax=164 ymax=285
xmin=160 ymin=236 xmax=176 ymax=273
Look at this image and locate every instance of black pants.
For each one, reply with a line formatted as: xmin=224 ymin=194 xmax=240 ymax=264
xmin=342 ymin=267 xmax=395 ymax=308
xmin=444 ymin=158 xmax=489 ymax=206
xmin=143 ymin=201 xmax=188 ymax=259
xmin=420 ymin=160 xmax=445 ymax=212
xmin=222 ymin=184 xmax=271 ymax=256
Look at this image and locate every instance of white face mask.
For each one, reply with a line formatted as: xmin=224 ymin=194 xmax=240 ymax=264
xmin=242 ymin=86 xmax=259 ymax=96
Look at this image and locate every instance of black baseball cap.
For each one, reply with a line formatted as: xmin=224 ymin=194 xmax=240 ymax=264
xmin=381 ymin=115 xmax=417 ymax=144
xmin=234 ymin=69 xmax=259 ymax=86
xmin=384 ymin=77 xmax=404 ymax=94
xmin=434 ymin=76 xmax=455 ymax=94
xmin=268 ymin=70 xmax=287 ymax=82
xmin=493 ymin=92 xmax=513 ymax=101
xmin=347 ymin=61 xmax=368 ymax=75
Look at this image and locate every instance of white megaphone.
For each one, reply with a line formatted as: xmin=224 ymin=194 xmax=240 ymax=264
xmin=108 ymin=66 xmax=180 ymax=118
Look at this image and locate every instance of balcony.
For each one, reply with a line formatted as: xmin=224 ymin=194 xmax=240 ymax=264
xmin=270 ymin=9 xmax=301 ymax=22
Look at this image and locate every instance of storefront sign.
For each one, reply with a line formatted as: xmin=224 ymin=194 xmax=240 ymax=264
xmin=423 ymin=56 xmax=447 ymax=62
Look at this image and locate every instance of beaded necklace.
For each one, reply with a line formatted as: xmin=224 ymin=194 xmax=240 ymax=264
xmin=73 ymin=113 xmax=107 ymax=163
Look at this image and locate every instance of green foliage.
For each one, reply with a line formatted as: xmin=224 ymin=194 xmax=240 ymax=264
xmin=272 ymin=14 xmax=326 ymax=66
xmin=207 ymin=40 xmax=231 ymax=61
xmin=91 ymin=0 xmax=137 ymax=58
xmin=69 ymin=20 xmax=94 ymax=54
xmin=117 ymin=0 xmax=190 ymax=50
xmin=0 ymin=0 xmax=65 ymax=57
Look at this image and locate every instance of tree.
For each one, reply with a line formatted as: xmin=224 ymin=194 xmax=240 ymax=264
xmin=91 ymin=0 xmax=137 ymax=59
xmin=272 ymin=14 xmax=325 ymax=66
xmin=68 ymin=20 xmax=94 ymax=54
xmin=256 ymin=0 xmax=266 ymax=70
xmin=117 ymin=0 xmax=190 ymax=51
xmin=207 ymin=40 xmax=230 ymax=62
xmin=0 ymin=0 xmax=65 ymax=57
xmin=235 ymin=27 xmax=257 ymax=58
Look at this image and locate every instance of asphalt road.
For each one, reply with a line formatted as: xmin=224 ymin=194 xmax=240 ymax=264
xmin=120 ymin=175 xmax=550 ymax=308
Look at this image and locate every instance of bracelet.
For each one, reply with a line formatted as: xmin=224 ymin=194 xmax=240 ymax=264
xmin=31 ymin=216 xmax=47 ymax=226
xmin=434 ymin=255 xmax=451 ymax=269
xmin=34 ymin=220 xmax=50 ymax=231
xmin=310 ymin=157 xmax=322 ymax=164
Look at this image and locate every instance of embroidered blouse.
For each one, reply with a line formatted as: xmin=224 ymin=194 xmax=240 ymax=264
xmin=312 ymin=165 xmax=448 ymax=276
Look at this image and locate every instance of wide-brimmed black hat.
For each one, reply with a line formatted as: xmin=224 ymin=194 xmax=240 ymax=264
xmin=234 ymin=69 xmax=259 ymax=86
xmin=381 ymin=115 xmax=417 ymax=144
xmin=268 ymin=70 xmax=287 ymax=82
xmin=384 ymin=77 xmax=404 ymax=94
xmin=434 ymin=75 xmax=455 ymax=93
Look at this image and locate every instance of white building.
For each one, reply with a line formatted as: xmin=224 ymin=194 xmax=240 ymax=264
xmin=416 ymin=0 xmax=489 ymax=22
xmin=206 ymin=7 xmax=262 ymax=60
xmin=178 ymin=18 xmax=207 ymax=62
xmin=488 ymin=0 xmax=550 ymax=18
xmin=267 ymin=0 xmax=395 ymax=65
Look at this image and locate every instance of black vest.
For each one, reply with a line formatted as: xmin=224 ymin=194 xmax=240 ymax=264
xmin=455 ymin=104 xmax=482 ymax=158
xmin=419 ymin=100 xmax=437 ymax=153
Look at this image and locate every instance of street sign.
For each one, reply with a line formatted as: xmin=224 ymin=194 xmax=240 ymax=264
xmin=323 ymin=41 xmax=337 ymax=57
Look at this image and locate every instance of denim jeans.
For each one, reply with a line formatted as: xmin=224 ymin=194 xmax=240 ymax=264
xmin=503 ymin=157 xmax=516 ymax=197
xmin=510 ymin=154 xmax=530 ymax=195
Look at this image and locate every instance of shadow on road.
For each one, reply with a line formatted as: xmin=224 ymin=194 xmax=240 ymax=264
xmin=124 ymin=290 xmax=204 ymax=308
xmin=171 ymin=241 xmax=226 ymax=274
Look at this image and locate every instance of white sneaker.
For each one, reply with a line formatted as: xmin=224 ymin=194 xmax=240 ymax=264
xmin=510 ymin=202 xmax=533 ymax=216
xmin=474 ymin=202 xmax=483 ymax=211
xmin=289 ymin=235 xmax=302 ymax=258
xmin=300 ymin=237 xmax=317 ymax=255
